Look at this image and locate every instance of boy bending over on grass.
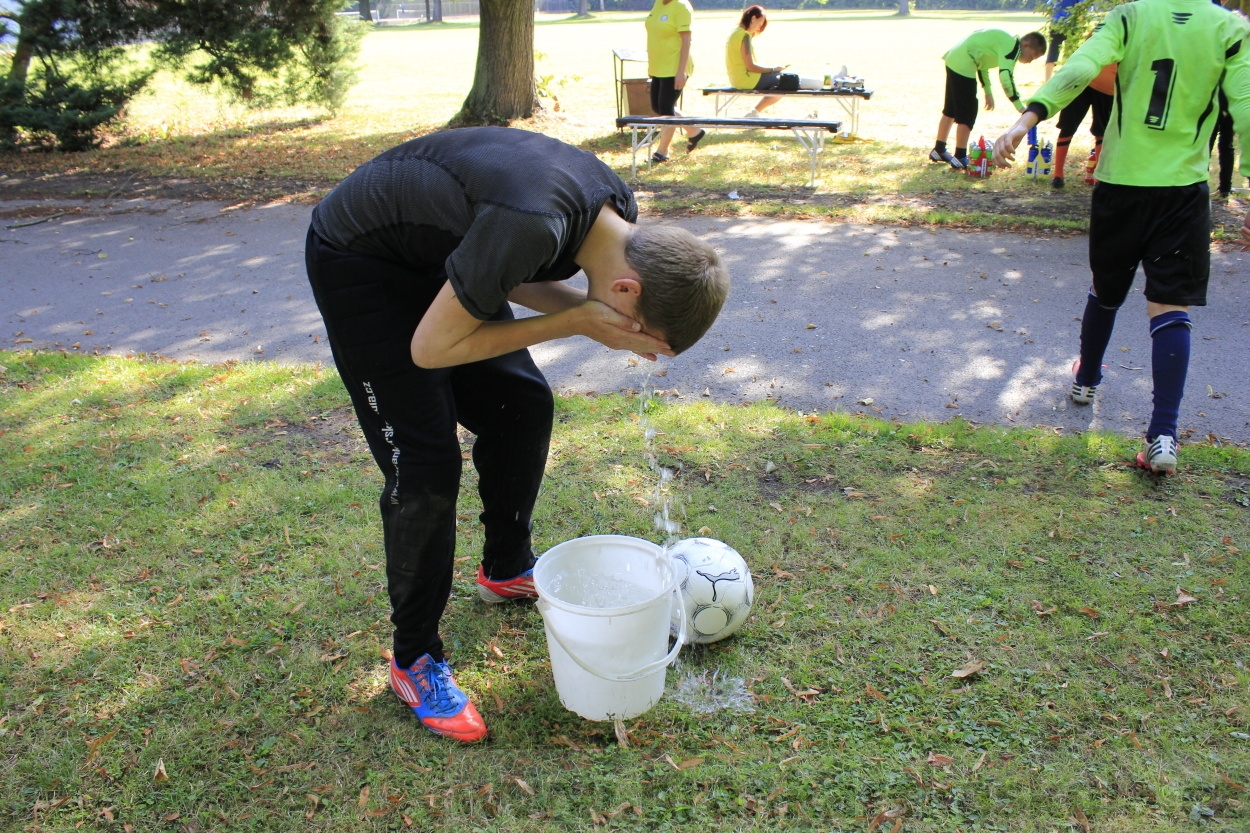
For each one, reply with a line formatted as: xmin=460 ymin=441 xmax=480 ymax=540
xmin=930 ymin=29 xmax=1046 ymax=170
xmin=993 ymin=0 xmax=1250 ymax=474
xmin=305 ymin=126 xmax=730 ymax=741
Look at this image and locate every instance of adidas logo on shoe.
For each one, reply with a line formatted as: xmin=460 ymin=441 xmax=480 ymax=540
xmin=1136 ymin=435 xmax=1178 ymax=474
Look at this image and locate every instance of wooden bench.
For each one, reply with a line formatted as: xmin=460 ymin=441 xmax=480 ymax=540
xmin=701 ymin=85 xmax=873 ymax=137
xmin=615 ymin=115 xmax=842 ymax=187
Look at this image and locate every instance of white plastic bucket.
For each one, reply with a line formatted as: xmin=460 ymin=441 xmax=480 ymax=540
xmin=534 ymin=535 xmax=685 ymax=721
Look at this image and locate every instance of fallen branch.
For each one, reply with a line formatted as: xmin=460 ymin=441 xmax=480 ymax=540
xmin=5 ymin=213 xmax=64 ymax=230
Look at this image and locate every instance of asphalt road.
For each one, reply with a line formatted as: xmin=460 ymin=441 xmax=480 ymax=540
xmin=3 ymin=196 xmax=1248 ymax=442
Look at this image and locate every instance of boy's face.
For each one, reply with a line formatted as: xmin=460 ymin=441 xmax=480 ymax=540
xmin=1020 ymin=44 xmax=1042 ymax=64
xmin=599 ymin=277 xmax=669 ymax=347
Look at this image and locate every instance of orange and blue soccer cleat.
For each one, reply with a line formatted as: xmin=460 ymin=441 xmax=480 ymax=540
xmin=389 ymin=655 xmax=487 ymax=742
xmin=476 ymin=565 xmax=538 ymax=603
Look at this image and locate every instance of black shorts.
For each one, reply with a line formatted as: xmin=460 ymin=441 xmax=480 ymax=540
xmin=1046 ymin=31 xmax=1066 ymax=65
xmin=754 ymin=71 xmax=782 ymax=91
xmin=1088 ymin=182 xmax=1210 ymax=308
xmin=1056 ymin=86 xmax=1112 ymax=139
xmin=942 ymin=68 xmax=978 ymax=129
xmin=650 ymin=76 xmax=682 ymax=116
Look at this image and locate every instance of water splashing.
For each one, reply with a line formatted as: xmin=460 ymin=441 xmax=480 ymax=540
xmin=668 ymin=669 xmax=755 ymax=715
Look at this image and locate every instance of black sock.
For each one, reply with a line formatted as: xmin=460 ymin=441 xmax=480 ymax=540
xmin=954 ymin=147 xmax=967 ymax=159
xmin=935 ymin=141 xmax=947 ymax=153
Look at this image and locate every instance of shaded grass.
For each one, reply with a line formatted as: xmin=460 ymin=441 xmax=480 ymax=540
xmin=2 ymin=350 xmax=1248 ymax=831
xmin=4 ymin=11 xmax=1240 ymax=233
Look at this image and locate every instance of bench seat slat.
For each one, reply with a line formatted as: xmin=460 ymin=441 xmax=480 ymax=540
xmin=701 ymin=85 xmax=873 ymax=101
xmin=615 ymin=116 xmax=841 ymax=131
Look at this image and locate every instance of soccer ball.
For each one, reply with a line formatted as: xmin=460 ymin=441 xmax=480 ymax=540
xmin=669 ymin=537 xmax=754 ymax=644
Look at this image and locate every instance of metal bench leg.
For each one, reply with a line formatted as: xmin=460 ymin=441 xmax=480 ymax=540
xmin=790 ymin=127 xmax=825 ymax=188
xmin=628 ymin=126 xmax=662 ymax=179
xmin=715 ymin=93 xmax=740 ymax=118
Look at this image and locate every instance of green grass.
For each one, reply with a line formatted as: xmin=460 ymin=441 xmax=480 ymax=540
xmin=2 ymin=350 xmax=1248 ymax=831
xmin=5 ymin=10 xmax=1239 ymax=232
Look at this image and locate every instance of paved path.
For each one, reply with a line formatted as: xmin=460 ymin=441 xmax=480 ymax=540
xmin=3 ymin=197 xmax=1248 ymax=442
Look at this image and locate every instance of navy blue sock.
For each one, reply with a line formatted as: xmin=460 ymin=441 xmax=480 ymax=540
xmin=1076 ymin=291 xmax=1118 ymax=386
xmin=1146 ymin=310 xmax=1192 ymax=441
xmin=954 ymin=146 xmax=967 ymax=159
xmin=935 ymin=140 xmax=947 ymax=154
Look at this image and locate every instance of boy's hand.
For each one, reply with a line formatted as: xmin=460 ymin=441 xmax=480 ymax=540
xmin=577 ymin=300 xmax=674 ymax=361
xmin=984 ymin=93 xmax=995 ymax=111
xmin=992 ymin=125 xmax=1028 ymax=167
xmin=993 ymin=110 xmax=1040 ymax=168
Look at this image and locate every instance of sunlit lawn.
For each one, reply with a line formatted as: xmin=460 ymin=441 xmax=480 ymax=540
xmin=4 ymin=10 xmax=1138 ymax=211
xmin=1 ymin=351 xmax=1248 ymax=831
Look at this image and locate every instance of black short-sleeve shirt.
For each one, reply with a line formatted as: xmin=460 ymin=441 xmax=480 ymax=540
xmin=310 ymin=127 xmax=638 ymax=320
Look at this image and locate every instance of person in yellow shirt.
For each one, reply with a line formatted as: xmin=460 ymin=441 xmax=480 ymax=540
xmin=726 ymin=6 xmax=785 ymax=117
xmin=645 ymin=0 xmax=706 ymax=162
xmin=726 ymin=6 xmax=839 ymax=118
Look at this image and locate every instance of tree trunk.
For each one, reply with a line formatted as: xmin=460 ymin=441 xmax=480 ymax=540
xmin=897 ymin=0 xmax=910 ymax=16
xmin=7 ymin=37 xmax=34 ymax=84
xmin=431 ymin=0 xmax=443 ymax=22
xmin=360 ymin=0 xmax=374 ymax=21
xmin=576 ymin=0 xmax=591 ymax=17
xmin=455 ymin=0 xmax=537 ymax=123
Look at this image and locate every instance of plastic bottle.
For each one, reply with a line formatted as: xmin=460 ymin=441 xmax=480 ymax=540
xmin=1026 ymin=142 xmax=1039 ymax=177
xmin=1085 ymin=149 xmax=1097 ymax=184
xmin=977 ymin=136 xmax=990 ymax=178
xmin=1026 ymin=125 xmax=1038 ymax=149
xmin=968 ymin=142 xmax=982 ymax=177
xmin=984 ymin=141 xmax=993 ymax=177
xmin=1040 ymin=141 xmax=1053 ymax=176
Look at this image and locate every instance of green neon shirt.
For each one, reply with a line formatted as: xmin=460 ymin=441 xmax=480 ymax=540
xmin=646 ymin=0 xmax=695 ymax=78
xmin=726 ymin=28 xmax=760 ymax=90
xmin=943 ymin=29 xmax=1025 ymax=109
xmin=1030 ymin=0 xmax=1250 ymax=186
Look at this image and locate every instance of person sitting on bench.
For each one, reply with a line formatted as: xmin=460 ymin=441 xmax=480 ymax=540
xmin=725 ymin=5 xmax=840 ymax=118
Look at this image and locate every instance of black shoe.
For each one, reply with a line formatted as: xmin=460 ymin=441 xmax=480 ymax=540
xmin=686 ymin=129 xmax=706 ymax=153
xmin=929 ymin=148 xmax=963 ymax=169
xmin=1052 ymin=177 xmax=1065 ymax=189
xmin=650 ymin=152 xmax=669 ymax=164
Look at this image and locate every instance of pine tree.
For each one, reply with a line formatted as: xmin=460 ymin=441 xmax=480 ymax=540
xmin=1 ymin=0 xmax=362 ymax=150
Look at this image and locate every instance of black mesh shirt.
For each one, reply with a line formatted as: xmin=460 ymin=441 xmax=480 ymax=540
xmin=310 ymin=127 xmax=638 ymax=320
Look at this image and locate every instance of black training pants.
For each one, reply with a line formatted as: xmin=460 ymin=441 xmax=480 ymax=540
xmin=305 ymin=227 xmax=553 ymax=666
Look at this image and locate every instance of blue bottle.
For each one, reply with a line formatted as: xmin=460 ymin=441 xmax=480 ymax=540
xmin=1027 ymin=125 xmax=1038 ymax=148
xmin=1040 ymin=141 xmax=1053 ymax=176
xmin=1026 ymin=143 xmax=1039 ymax=177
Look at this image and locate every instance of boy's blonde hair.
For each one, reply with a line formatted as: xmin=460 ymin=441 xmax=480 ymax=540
xmin=626 ymin=225 xmax=730 ymax=355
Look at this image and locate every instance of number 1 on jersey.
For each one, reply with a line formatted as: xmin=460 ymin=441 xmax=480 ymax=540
xmin=1145 ymin=58 xmax=1175 ymax=130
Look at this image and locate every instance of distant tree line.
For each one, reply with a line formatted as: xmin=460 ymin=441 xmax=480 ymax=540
xmin=592 ymin=0 xmax=1038 ymax=10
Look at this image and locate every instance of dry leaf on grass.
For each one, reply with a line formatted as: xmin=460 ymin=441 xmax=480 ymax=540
xmin=950 ymin=660 xmax=985 ymax=679
xmin=1173 ymin=587 xmax=1198 ymax=606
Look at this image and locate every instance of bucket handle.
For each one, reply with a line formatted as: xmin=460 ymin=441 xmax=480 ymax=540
xmin=544 ymin=587 xmax=686 ymax=683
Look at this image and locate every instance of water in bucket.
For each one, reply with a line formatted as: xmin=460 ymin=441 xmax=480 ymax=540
xmin=534 ymin=535 xmax=682 ymax=721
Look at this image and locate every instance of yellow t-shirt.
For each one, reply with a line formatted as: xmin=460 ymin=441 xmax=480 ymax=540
xmin=725 ymin=28 xmax=759 ymax=90
xmin=645 ymin=0 xmax=695 ymax=78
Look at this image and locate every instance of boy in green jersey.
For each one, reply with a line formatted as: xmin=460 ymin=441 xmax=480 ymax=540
xmin=930 ymin=29 xmax=1046 ymax=169
xmin=993 ymin=0 xmax=1250 ymax=473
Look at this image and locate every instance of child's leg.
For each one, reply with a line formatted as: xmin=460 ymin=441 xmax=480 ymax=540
xmin=1145 ymin=306 xmax=1192 ymax=442
xmin=935 ymin=114 xmax=954 ymax=151
xmin=953 ymin=123 xmax=972 ymax=158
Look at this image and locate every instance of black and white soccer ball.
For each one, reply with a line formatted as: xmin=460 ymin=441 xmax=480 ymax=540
xmin=669 ymin=537 xmax=753 ymax=644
